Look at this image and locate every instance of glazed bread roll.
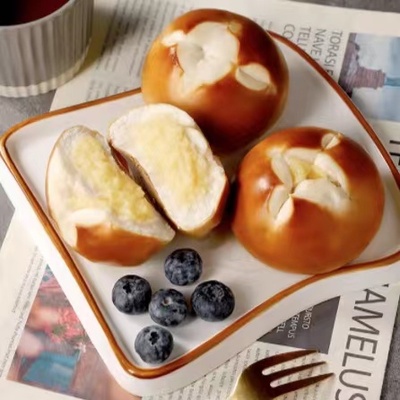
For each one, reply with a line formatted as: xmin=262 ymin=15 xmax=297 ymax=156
xmin=232 ymin=127 xmax=385 ymax=275
xmin=108 ymin=104 xmax=229 ymax=237
xmin=46 ymin=126 xmax=175 ymax=266
xmin=141 ymin=9 xmax=289 ymax=154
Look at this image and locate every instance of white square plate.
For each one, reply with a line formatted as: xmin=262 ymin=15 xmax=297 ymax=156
xmin=1 ymin=32 xmax=400 ymax=397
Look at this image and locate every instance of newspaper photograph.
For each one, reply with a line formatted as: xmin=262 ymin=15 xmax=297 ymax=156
xmin=1 ymin=0 xmax=400 ymax=399
xmin=0 ymin=213 xmax=136 ymax=400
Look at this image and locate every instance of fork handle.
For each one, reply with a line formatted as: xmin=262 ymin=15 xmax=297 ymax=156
xmin=229 ymin=392 xmax=262 ymax=400
xmin=228 ymin=383 xmax=263 ymax=400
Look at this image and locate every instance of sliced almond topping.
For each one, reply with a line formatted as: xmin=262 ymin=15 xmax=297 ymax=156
xmin=271 ymin=154 xmax=293 ymax=189
xmin=269 ymin=144 xmax=350 ymax=216
xmin=161 ymin=30 xmax=186 ymax=47
xmin=160 ymin=23 xmax=272 ymax=94
xmin=268 ymin=185 xmax=291 ymax=219
xmin=276 ymin=197 xmax=294 ymax=225
xmin=173 ymin=22 xmax=238 ymax=93
xmin=285 ymin=148 xmax=318 ymax=162
xmin=235 ymin=63 xmax=271 ymax=91
xmin=293 ymin=179 xmax=349 ymax=211
xmin=285 ymin=157 xmax=313 ymax=186
xmin=284 ymin=149 xmax=319 ymax=185
xmin=314 ymin=152 xmax=348 ymax=192
xmin=228 ymin=20 xmax=242 ymax=35
xmin=321 ymin=132 xmax=341 ymax=149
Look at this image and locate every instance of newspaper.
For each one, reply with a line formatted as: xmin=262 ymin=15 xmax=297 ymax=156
xmin=1 ymin=212 xmax=399 ymax=400
xmin=1 ymin=0 xmax=400 ymax=399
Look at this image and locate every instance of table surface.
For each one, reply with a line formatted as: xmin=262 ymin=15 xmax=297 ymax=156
xmin=0 ymin=1 xmax=399 ymax=399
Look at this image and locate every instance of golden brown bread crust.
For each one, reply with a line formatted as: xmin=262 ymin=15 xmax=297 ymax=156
xmin=232 ymin=126 xmax=385 ymax=274
xmin=47 ymin=201 xmax=169 ymax=266
xmin=141 ymin=9 xmax=289 ymax=154
xmin=74 ymin=225 xmax=169 ymax=265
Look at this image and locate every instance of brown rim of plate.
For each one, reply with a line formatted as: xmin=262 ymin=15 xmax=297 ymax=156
xmin=0 ymin=31 xmax=399 ymax=380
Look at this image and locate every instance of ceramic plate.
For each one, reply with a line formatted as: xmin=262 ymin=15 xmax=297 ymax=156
xmin=1 ymin=32 xmax=400 ymax=397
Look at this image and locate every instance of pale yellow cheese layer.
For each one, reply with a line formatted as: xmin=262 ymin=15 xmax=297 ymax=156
xmin=286 ymin=157 xmax=327 ymax=186
xmin=133 ymin=115 xmax=210 ymax=206
xmin=69 ymin=134 xmax=154 ymax=221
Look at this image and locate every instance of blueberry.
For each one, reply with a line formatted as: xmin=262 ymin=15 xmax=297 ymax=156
xmin=164 ymin=248 xmax=202 ymax=286
xmin=135 ymin=325 xmax=173 ymax=364
xmin=112 ymin=275 xmax=152 ymax=314
xmin=191 ymin=280 xmax=235 ymax=322
xmin=149 ymin=288 xmax=188 ymax=327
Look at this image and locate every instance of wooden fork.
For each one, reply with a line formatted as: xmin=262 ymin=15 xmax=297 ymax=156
xmin=229 ymin=349 xmax=333 ymax=399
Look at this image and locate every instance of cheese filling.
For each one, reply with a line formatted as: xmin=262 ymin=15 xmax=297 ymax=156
xmin=68 ymin=135 xmax=154 ymax=221
xmin=131 ymin=114 xmax=211 ymax=207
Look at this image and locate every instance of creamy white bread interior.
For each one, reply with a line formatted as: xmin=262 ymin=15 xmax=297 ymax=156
xmin=108 ymin=104 xmax=229 ymax=236
xmin=232 ymin=127 xmax=385 ymax=275
xmin=46 ymin=125 xmax=175 ymax=265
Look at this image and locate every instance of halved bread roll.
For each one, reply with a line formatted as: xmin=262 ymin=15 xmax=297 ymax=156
xmin=46 ymin=125 xmax=175 ymax=266
xmin=108 ymin=104 xmax=229 ymax=237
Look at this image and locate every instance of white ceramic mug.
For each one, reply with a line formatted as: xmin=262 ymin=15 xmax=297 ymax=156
xmin=0 ymin=0 xmax=93 ymax=97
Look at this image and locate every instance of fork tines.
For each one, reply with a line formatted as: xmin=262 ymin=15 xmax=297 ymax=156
xmin=272 ymin=371 xmax=334 ymax=398
xmin=250 ymin=349 xmax=333 ymax=397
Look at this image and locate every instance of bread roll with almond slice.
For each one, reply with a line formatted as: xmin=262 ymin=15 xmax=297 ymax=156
xmin=141 ymin=9 xmax=289 ymax=154
xmin=232 ymin=126 xmax=385 ymax=275
xmin=108 ymin=104 xmax=229 ymax=237
xmin=46 ymin=125 xmax=175 ymax=266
